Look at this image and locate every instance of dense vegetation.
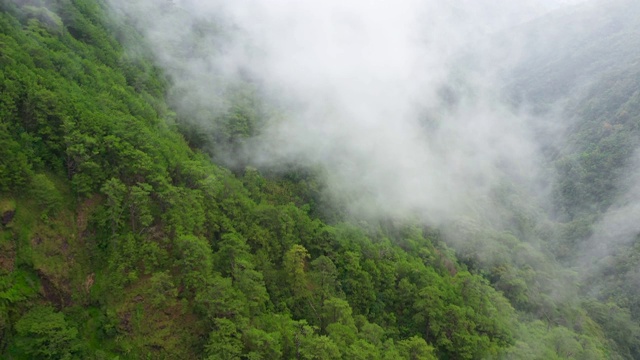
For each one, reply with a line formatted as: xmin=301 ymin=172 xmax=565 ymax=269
xmin=1 ymin=0 xmax=639 ymax=359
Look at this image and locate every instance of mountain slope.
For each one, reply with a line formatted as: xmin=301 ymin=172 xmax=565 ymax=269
xmin=499 ymin=1 xmax=640 ymax=357
xmin=0 ymin=0 xmax=635 ymax=359
xmin=0 ymin=1 xmax=519 ymax=359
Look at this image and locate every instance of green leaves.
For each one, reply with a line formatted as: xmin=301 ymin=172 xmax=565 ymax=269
xmin=205 ymin=318 xmax=243 ymax=360
xmin=30 ymin=173 xmax=63 ymax=217
xmin=397 ymin=336 xmax=436 ymax=360
xmin=175 ymin=234 xmax=213 ymax=295
xmin=101 ymin=177 xmax=127 ymax=237
xmin=14 ymin=306 xmax=80 ymax=359
xmin=1 ymin=1 xmax=629 ymax=359
xmin=0 ymin=125 xmax=33 ymax=192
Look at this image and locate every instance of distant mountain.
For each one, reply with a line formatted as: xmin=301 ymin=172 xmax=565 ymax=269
xmin=498 ymin=2 xmax=640 ymax=357
xmin=507 ymin=0 xmax=640 ymax=108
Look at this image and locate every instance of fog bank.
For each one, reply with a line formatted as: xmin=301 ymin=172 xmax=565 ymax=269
xmin=108 ymin=0 xmax=580 ymax=223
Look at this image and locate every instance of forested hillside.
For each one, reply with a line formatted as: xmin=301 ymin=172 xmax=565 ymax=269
xmin=503 ymin=0 xmax=640 ymax=357
xmin=1 ymin=0 xmax=639 ymax=359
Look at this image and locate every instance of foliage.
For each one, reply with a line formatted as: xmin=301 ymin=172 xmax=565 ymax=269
xmin=14 ymin=305 xmax=80 ymax=359
xmin=0 ymin=0 xmax=635 ymax=359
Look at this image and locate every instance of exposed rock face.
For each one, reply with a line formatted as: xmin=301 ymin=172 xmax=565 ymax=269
xmin=1 ymin=210 xmax=15 ymax=226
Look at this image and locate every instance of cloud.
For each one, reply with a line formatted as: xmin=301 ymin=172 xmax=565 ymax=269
xmin=580 ymin=150 xmax=640 ymax=270
xmin=108 ymin=0 xmax=577 ymax=223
